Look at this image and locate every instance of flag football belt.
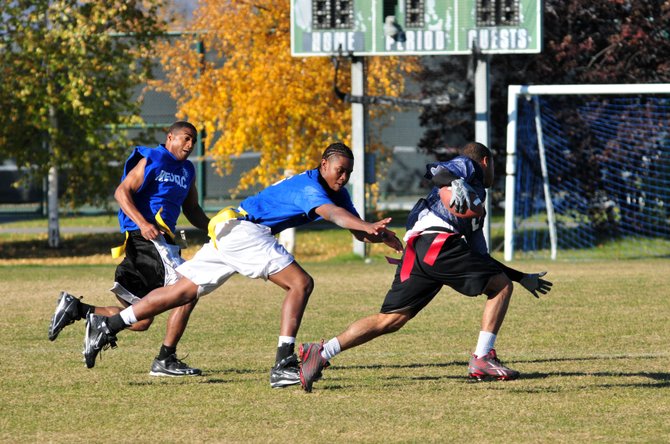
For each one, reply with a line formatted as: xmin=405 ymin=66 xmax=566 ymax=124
xmin=111 ymin=207 xmax=175 ymax=258
xmin=207 ymin=206 xmax=249 ymax=249
xmin=399 ymin=229 xmax=456 ymax=282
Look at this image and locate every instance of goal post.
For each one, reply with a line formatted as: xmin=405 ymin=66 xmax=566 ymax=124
xmin=504 ymin=83 xmax=670 ymax=261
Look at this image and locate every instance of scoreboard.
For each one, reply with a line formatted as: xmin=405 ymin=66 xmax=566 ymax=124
xmin=291 ymin=0 xmax=542 ymax=56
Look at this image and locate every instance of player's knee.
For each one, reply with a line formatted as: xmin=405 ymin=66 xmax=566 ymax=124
xmin=485 ymin=273 xmax=513 ymax=299
xmin=174 ymin=279 xmax=199 ymax=305
xmin=295 ymin=273 xmax=314 ymax=298
xmin=379 ymin=313 xmax=410 ymax=334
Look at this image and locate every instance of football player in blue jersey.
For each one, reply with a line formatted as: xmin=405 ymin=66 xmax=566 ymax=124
xmin=78 ymin=142 xmax=404 ymax=387
xmin=298 ymin=142 xmax=553 ymax=392
xmin=49 ymin=121 xmax=211 ymax=377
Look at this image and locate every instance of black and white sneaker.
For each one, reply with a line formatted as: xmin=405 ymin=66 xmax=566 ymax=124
xmin=150 ymin=354 xmax=202 ymax=377
xmin=270 ymin=354 xmax=302 ymax=388
xmin=83 ymin=314 xmax=117 ymax=369
xmin=48 ymin=291 xmax=83 ymax=341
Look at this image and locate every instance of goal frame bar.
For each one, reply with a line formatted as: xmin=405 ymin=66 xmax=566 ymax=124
xmin=504 ymin=83 xmax=670 ymax=261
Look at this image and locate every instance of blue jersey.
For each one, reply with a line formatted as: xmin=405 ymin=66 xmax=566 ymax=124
xmin=239 ymin=168 xmax=359 ymax=234
xmin=407 ymin=156 xmax=488 ymax=254
xmin=118 ymin=145 xmax=195 ymax=234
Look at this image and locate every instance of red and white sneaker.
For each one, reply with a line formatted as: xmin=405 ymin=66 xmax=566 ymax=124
xmin=298 ymin=342 xmax=329 ymax=392
xmin=468 ymin=349 xmax=519 ymax=381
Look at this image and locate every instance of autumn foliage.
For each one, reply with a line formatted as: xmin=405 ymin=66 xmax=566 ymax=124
xmin=153 ymin=0 xmax=419 ymax=192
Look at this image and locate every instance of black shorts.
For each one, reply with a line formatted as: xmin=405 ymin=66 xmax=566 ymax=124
xmin=380 ymin=229 xmax=504 ymax=316
xmin=114 ymin=230 xmax=178 ymax=298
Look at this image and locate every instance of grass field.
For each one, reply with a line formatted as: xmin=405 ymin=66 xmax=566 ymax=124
xmin=1 ymin=222 xmax=669 ymax=443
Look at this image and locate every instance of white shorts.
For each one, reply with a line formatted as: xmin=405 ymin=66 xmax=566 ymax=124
xmin=151 ymin=234 xmax=185 ymax=286
xmin=176 ymin=219 xmax=294 ymax=296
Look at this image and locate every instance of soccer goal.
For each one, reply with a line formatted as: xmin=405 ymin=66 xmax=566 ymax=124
xmin=504 ymin=84 xmax=670 ymax=261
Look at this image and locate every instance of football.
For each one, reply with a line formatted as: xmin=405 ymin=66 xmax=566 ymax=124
xmin=439 ymin=186 xmax=484 ymax=218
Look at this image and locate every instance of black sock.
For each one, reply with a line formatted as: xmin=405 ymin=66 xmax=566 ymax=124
xmin=275 ymin=342 xmax=295 ymax=364
xmin=157 ymin=344 xmax=177 ymax=360
xmin=106 ymin=314 xmax=127 ymax=334
xmin=78 ymin=303 xmax=94 ymax=319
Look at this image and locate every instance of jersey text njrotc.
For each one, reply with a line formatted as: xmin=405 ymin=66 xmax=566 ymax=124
xmin=118 ymin=145 xmax=195 ymax=234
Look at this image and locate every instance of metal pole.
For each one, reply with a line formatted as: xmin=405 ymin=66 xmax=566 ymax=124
xmin=533 ymin=97 xmax=557 ymax=260
xmin=196 ymin=39 xmax=205 ymax=208
xmin=474 ymin=52 xmax=491 ymax=251
xmin=47 ymin=106 xmax=59 ymax=248
xmin=45 ymin=3 xmax=60 ymax=248
xmin=350 ymin=57 xmax=367 ymax=258
xmin=504 ymin=86 xmax=520 ymax=261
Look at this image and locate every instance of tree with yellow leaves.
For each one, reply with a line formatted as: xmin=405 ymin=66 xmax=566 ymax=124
xmin=153 ymin=0 xmax=419 ymax=193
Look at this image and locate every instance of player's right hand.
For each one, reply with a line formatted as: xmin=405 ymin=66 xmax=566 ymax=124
xmin=139 ymin=223 xmax=160 ymax=241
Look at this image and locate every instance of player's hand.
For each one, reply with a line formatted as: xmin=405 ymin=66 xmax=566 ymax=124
xmin=139 ymin=222 xmax=160 ymax=241
xmin=379 ymin=228 xmax=403 ymax=253
xmin=520 ymin=272 xmax=553 ymax=298
xmin=449 ymin=178 xmax=476 ymax=214
xmin=367 ymin=217 xmax=392 ymax=236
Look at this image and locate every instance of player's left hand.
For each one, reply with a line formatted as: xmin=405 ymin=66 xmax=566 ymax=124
xmin=520 ymin=272 xmax=553 ymax=298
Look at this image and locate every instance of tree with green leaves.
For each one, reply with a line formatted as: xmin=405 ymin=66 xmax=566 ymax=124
xmin=0 ymin=0 xmax=165 ymax=208
xmin=416 ymin=0 xmax=670 ymax=155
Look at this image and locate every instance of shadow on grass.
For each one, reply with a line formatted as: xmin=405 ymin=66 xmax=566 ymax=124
xmin=0 ymin=233 xmax=122 ymax=258
xmin=128 ymin=378 xmax=237 ymax=386
xmin=323 ymin=354 xmax=670 ymax=390
xmin=516 ymin=371 xmax=670 ymax=388
xmin=0 ymin=229 xmax=210 ymax=259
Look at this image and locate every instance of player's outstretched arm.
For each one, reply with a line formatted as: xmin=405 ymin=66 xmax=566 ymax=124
xmin=314 ymin=204 xmax=403 ymax=252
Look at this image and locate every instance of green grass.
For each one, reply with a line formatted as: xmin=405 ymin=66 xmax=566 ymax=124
xmin=1 ymin=256 xmax=669 ymax=442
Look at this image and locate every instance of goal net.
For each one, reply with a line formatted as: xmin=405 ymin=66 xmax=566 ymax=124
xmin=504 ymin=84 xmax=670 ymax=261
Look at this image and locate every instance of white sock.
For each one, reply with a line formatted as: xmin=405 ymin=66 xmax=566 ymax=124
xmin=278 ymin=336 xmax=295 ymax=346
xmin=119 ymin=306 xmax=138 ymax=325
xmin=474 ymin=331 xmax=497 ymax=357
xmin=321 ymin=337 xmax=341 ymax=360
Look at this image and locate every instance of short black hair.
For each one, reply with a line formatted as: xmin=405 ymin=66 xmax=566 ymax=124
xmin=460 ymin=142 xmax=491 ymax=162
xmin=168 ymin=121 xmax=197 ymax=136
xmin=322 ymin=142 xmax=354 ymax=161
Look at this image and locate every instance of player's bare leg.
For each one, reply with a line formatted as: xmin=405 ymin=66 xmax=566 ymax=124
xmin=104 ymin=299 xmax=153 ymax=331
xmin=268 ymin=262 xmax=314 ymax=337
xmin=150 ymin=299 xmax=201 ymax=377
xmin=299 ymin=311 xmax=411 ymax=391
xmin=468 ymin=273 xmax=518 ymax=381
xmin=130 ymin=278 xmax=199 ymax=321
xmin=163 ymin=301 xmax=197 ymax=346
xmin=267 ymin=262 xmax=314 ymax=388
xmin=336 ymin=311 xmax=411 ymax=351
xmin=481 ymin=273 xmax=513 ymax=334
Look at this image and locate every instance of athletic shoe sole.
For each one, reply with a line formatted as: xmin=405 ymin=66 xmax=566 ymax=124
xmin=149 ymin=370 xmax=201 ymax=377
xmin=468 ymin=371 xmax=519 ymax=381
